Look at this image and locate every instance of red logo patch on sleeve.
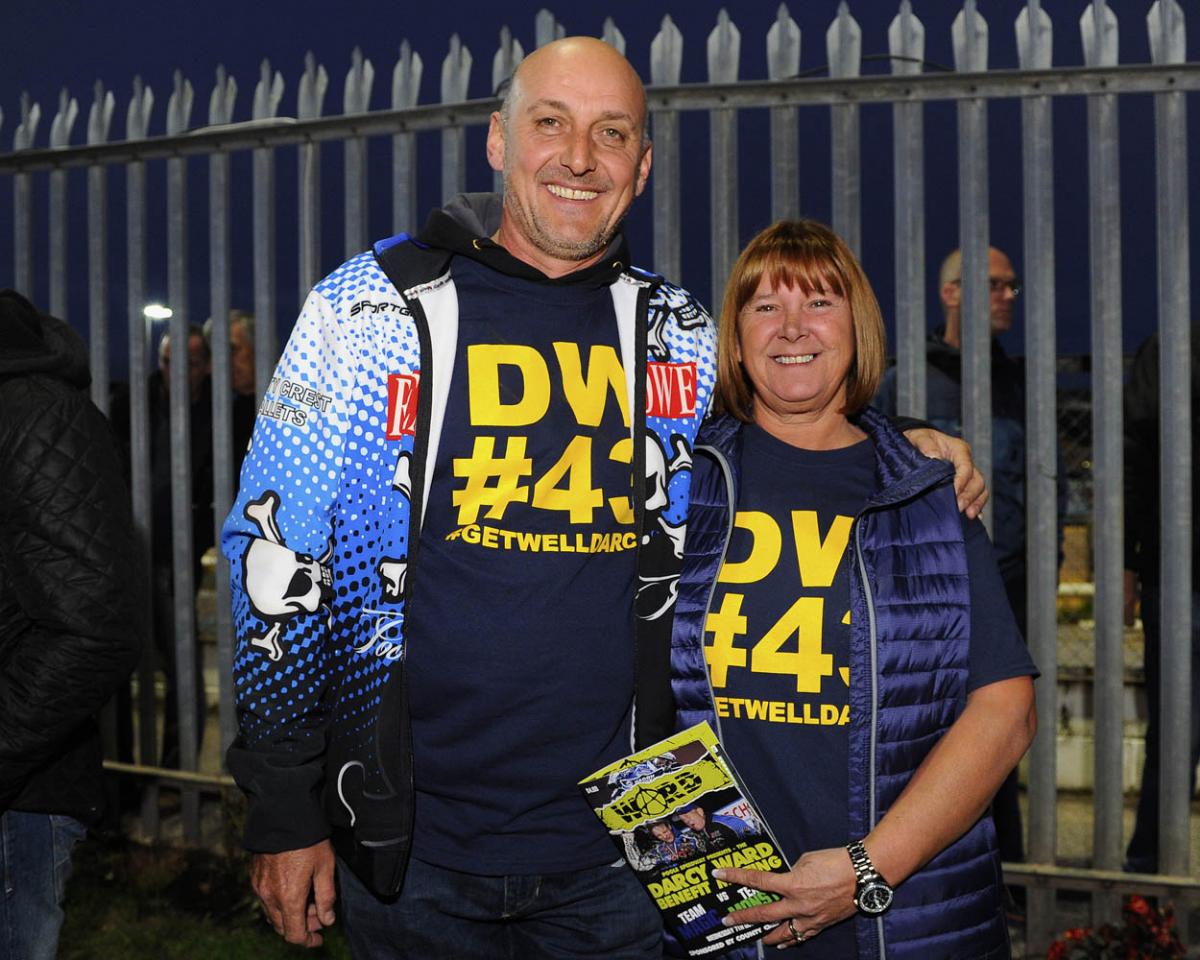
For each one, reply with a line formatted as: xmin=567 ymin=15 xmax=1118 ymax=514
xmin=386 ymin=372 xmax=421 ymax=438
xmin=645 ymin=362 xmax=697 ymax=418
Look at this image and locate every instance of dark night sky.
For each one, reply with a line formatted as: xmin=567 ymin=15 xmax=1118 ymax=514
xmin=3 ymin=0 xmax=1197 ymax=379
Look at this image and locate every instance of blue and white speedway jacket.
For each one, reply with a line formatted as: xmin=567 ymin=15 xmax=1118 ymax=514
xmin=221 ymin=194 xmax=717 ymax=896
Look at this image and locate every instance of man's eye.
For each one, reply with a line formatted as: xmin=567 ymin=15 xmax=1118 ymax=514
xmin=602 ymin=127 xmax=626 ymax=140
xmin=537 ymin=117 xmax=560 ymax=129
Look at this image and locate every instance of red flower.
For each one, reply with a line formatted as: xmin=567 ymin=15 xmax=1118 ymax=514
xmin=1127 ymin=895 xmax=1151 ymax=917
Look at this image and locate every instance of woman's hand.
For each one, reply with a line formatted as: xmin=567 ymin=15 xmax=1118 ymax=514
xmin=714 ymin=846 xmax=858 ymax=949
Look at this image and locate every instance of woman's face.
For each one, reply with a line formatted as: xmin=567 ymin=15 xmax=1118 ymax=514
xmin=651 ymin=822 xmax=675 ymax=842
xmin=736 ymin=275 xmax=854 ymax=427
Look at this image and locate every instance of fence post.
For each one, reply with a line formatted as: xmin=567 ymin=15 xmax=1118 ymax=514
xmin=441 ymin=35 xmax=472 ymax=205
xmin=297 ymin=51 xmax=328 ymax=303
xmin=124 ymin=74 xmax=159 ymax=841
xmin=650 ymin=15 xmax=682 ymax=286
xmin=12 ymin=93 xmax=39 ymax=298
xmin=1148 ymin=0 xmax=1192 ymax=919
xmin=889 ymin=0 xmax=926 ymax=420
xmin=207 ymin=63 xmax=238 ymax=761
xmin=48 ymin=88 xmax=78 ymax=320
xmin=490 ymin=27 xmax=523 ymax=196
xmin=165 ymin=67 xmax=202 ymax=845
xmin=253 ymin=59 xmax=283 ymax=391
xmin=343 ymin=47 xmax=373 ymax=259
xmin=952 ymin=0 xmax=993 ymax=532
xmin=1016 ymin=1 xmax=1059 ymax=951
xmin=87 ymin=81 xmax=115 ymax=414
xmin=707 ymin=8 xmax=740 ymax=314
xmin=827 ymin=2 xmax=861 ymax=257
xmin=767 ymin=4 xmax=800 ymax=223
xmin=1081 ymin=0 xmax=1124 ymax=928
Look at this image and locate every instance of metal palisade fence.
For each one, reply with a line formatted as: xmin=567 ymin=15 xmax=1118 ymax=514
xmin=1 ymin=1 xmax=1196 ymax=953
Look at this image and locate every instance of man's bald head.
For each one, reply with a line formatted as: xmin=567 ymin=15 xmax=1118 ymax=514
xmin=486 ymin=36 xmax=654 ymax=278
xmin=500 ymin=37 xmax=648 ymax=148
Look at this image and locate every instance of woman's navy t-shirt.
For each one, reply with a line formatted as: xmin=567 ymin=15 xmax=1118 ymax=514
xmin=705 ymin=424 xmax=1036 ymax=957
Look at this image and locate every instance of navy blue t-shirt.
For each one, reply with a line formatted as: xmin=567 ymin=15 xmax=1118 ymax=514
xmin=405 ymin=255 xmax=639 ymax=873
xmin=705 ymin=425 xmax=1036 ymax=957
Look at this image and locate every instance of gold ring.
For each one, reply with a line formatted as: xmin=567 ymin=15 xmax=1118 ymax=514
xmin=787 ymin=919 xmax=805 ymax=943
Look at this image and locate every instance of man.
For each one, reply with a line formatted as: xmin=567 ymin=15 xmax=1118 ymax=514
xmin=1122 ymin=329 xmax=1200 ymax=874
xmin=0 ymin=290 xmax=142 ymax=957
xmin=880 ymin=246 xmax=1051 ymax=881
xmin=225 ymin=37 xmax=985 ymax=957
xmin=675 ymin=804 xmax=736 ymax=853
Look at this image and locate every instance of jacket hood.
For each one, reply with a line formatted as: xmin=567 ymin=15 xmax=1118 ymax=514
xmin=417 ymin=192 xmax=632 ymax=289
xmin=0 ymin=289 xmax=90 ymax=388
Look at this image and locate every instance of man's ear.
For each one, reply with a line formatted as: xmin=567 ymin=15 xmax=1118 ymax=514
xmin=486 ymin=112 xmax=505 ymax=174
xmin=634 ymin=141 xmax=653 ymax=197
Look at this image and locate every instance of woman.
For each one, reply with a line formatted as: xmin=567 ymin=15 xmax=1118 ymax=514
xmin=671 ymin=221 xmax=1037 ymax=958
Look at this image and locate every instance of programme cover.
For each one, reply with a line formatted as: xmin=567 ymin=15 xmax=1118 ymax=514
xmin=579 ymin=721 xmax=790 ymax=957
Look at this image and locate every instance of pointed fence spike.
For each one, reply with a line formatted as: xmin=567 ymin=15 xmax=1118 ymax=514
xmin=1016 ymin=2 xmax=1054 ymax=71
xmin=343 ymin=47 xmax=375 ymax=115
xmin=298 ymin=52 xmax=329 ymax=120
xmin=1147 ymin=0 xmax=1185 ymax=65
xmin=535 ymin=9 xmax=563 ymax=48
xmin=87 ymin=80 xmax=115 ymax=145
xmin=254 ymin=58 xmax=284 ymax=120
xmin=492 ymin=26 xmax=525 ymax=97
xmin=952 ymin=2 xmax=989 ymax=72
xmin=1080 ymin=1 xmax=1119 ymax=66
xmin=15 ymin=92 xmax=39 ymax=150
xmin=650 ymin=15 xmax=684 ymax=86
xmin=126 ymin=76 xmax=152 ymax=141
xmin=602 ymin=17 xmax=626 ymax=55
xmin=166 ymin=69 xmax=193 ymax=135
xmin=50 ymin=87 xmax=78 ymax=148
xmin=767 ymin=5 xmax=800 ymax=81
xmin=394 ymin=40 xmax=424 ymax=109
xmin=888 ymin=2 xmax=925 ymax=74
xmin=707 ymin=8 xmax=741 ymax=83
xmin=441 ymin=34 xmax=473 ymax=103
xmin=826 ymin=5 xmax=862 ymax=78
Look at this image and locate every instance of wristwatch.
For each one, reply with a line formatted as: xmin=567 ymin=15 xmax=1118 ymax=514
xmin=846 ymin=840 xmax=894 ymax=915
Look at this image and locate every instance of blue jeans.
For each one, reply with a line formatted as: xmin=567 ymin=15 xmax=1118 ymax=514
xmin=0 ymin=811 xmax=86 ymax=960
xmin=338 ymin=856 xmax=663 ymax=959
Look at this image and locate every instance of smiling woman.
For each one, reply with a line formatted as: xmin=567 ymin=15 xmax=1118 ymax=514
xmin=672 ymin=219 xmax=1038 ymax=959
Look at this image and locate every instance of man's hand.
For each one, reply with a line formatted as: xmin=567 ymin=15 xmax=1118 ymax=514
xmin=251 ymin=840 xmax=337 ymax=948
xmin=713 ymin=847 xmax=857 ymax=949
xmin=903 ymin=428 xmax=988 ymax=519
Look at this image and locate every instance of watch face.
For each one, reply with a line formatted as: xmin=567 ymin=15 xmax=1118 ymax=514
xmin=856 ymin=881 xmax=894 ymax=915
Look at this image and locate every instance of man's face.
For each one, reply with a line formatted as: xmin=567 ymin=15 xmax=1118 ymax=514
xmin=651 ymin=822 xmax=675 ymax=842
xmin=487 ymin=39 xmax=652 ymax=277
xmin=230 ymin=322 xmax=256 ymax=397
xmin=987 ymin=249 xmax=1018 ymax=334
xmin=159 ymin=333 xmax=211 ymax=401
xmin=678 ymin=809 xmax=705 ymax=831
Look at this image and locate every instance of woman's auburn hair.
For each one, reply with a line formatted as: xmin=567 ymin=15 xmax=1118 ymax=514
xmin=714 ymin=219 xmax=887 ymax=422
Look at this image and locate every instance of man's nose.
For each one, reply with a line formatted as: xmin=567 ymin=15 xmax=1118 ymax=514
xmin=560 ymin=129 xmax=596 ymax=177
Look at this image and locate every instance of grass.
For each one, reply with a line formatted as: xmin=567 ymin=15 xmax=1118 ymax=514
xmin=59 ymin=826 xmax=352 ymax=960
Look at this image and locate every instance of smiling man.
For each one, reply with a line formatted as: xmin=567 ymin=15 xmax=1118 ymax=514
xmin=223 ymin=37 xmax=986 ymax=960
xmin=222 ymin=37 xmax=715 ymax=959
